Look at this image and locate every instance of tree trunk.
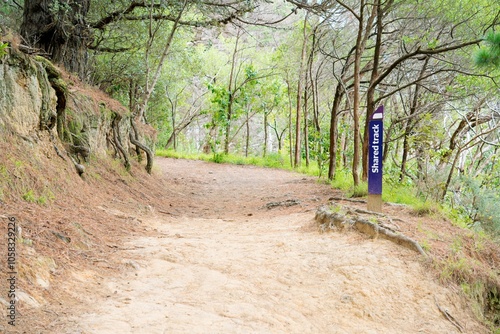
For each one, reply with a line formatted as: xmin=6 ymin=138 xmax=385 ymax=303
xmin=129 ymin=80 xmax=142 ymax=160
xmin=270 ymin=119 xmax=286 ymax=154
xmin=304 ymin=88 xmax=310 ymax=167
xmin=223 ymin=30 xmax=242 ymax=155
xmin=203 ymin=122 xmax=217 ymax=154
xmin=245 ymin=112 xmax=250 ymax=157
xmin=138 ymin=0 xmax=186 ymax=121
xmin=263 ymin=112 xmax=268 ymax=157
xmin=351 ymin=1 xmax=364 ymax=187
xmin=129 ymin=118 xmax=154 ymax=174
xmin=328 ymin=84 xmax=344 ymax=180
xmin=442 ymin=148 xmax=462 ymax=200
xmin=286 ymin=79 xmax=294 ymax=166
xmin=294 ymin=13 xmax=309 ymax=168
xmin=170 ymin=99 xmax=177 ymax=151
xmin=112 ymin=112 xmax=130 ymax=171
xmin=224 ymin=96 xmax=234 ymax=154
xmin=362 ymin=0 xmax=383 ymax=181
xmin=21 ymin=0 xmax=91 ymax=80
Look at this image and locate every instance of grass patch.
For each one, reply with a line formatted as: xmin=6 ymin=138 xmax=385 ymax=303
xmin=21 ymin=188 xmax=54 ymax=205
xmin=156 ymin=149 xmax=323 ymax=176
xmin=22 ymin=189 xmax=37 ymax=203
xmin=383 ymin=183 xmax=417 ymax=204
xmin=350 ymin=183 xmax=368 ymax=198
xmin=330 ymin=169 xmax=352 ymax=192
xmin=156 ymin=149 xmax=212 ymax=161
xmin=411 ymin=200 xmax=439 ymax=216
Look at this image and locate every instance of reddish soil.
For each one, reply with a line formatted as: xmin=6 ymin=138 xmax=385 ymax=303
xmin=1 ymin=157 xmax=494 ymax=333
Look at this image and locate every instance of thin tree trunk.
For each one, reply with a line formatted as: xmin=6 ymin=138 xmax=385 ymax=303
xmin=328 ymin=84 xmax=344 ymax=180
xmin=442 ymin=149 xmax=462 ymax=200
xmin=362 ymin=0 xmax=383 ymax=181
xmin=172 ymin=106 xmax=177 ymax=151
xmin=263 ymin=112 xmax=268 ymax=157
xmin=138 ymin=0 xmax=186 ymax=121
xmin=351 ymin=1 xmax=364 ymax=186
xmin=112 ymin=112 xmax=130 ymax=171
xmin=286 ymin=79 xmax=294 ymax=166
xmin=294 ymin=13 xmax=309 ymax=167
xmin=128 ymin=80 xmax=142 ymax=160
xmin=129 ymin=119 xmax=153 ymax=174
xmin=400 ymin=58 xmax=429 ymax=182
xmin=270 ymin=119 xmax=286 ymax=153
xmin=245 ymin=112 xmax=250 ymax=157
xmin=224 ymin=30 xmax=241 ymax=154
xmin=327 ymin=43 xmax=355 ymax=180
xmin=304 ymin=88 xmax=310 ymax=167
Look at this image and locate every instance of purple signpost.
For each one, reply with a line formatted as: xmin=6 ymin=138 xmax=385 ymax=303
xmin=367 ymin=105 xmax=384 ymax=212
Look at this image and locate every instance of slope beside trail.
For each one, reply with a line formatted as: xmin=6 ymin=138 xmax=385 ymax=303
xmin=57 ymin=158 xmax=484 ymax=333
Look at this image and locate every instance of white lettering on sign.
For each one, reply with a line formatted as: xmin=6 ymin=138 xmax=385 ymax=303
xmin=371 ymin=123 xmax=380 ymax=174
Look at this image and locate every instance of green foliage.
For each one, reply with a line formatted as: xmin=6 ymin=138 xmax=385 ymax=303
xmin=212 ymin=152 xmax=225 ymax=164
xmin=0 ymin=2 xmax=23 ymax=29
xmin=411 ymin=200 xmax=438 ymax=217
xmin=383 ymin=183 xmax=417 ymax=204
xmin=22 ymin=189 xmax=37 ymax=202
xmin=156 ymin=149 xmax=330 ymax=177
xmin=21 ymin=187 xmax=55 ymax=205
xmin=0 ymin=164 xmax=7 ymax=200
xmin=0 ymin=42 xmax=8 ymax=58
xmin=330 ymin=169 xmax=353 ymax=192
xmin=350 ymin=183 xmax=368 ymax=198
xmin=456 ymin=176 xmax=500 ymax=237
xmin=475 ymin=31 xmax=500 ymax=68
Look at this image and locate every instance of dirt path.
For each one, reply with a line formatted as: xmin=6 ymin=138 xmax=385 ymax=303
xmin=60 ymin=158 xmax=483 ymax=333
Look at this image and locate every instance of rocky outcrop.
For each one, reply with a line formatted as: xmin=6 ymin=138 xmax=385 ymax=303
xmin=0 ymin=47 xmax=155 ymax=173
xmin=0 ymin=50 xmax=56 ymax=138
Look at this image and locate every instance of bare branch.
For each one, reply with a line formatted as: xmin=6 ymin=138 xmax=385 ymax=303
xmin=371 ymin=39 xmax=482 ymax=90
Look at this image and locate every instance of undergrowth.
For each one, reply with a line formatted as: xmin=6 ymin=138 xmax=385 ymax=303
xmin=0 ymin=154 xmax=57 ymax=205
xmin=156 ymin=149 xmax=321 ymax=177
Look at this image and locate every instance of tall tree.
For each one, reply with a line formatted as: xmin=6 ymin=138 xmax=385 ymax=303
xmin=20 ymin=0 xmax=91 ymax=79
xmin=294 ymin=13 xmax=309 ymax=167
xmin=20 ymin=0 xmax=260 ymax=81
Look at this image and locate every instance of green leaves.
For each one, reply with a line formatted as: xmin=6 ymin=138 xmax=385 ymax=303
xmin=474 ymin=31 xmax=500 ymax=69
xmin=0 ymin=42 xmax=8 ymax=58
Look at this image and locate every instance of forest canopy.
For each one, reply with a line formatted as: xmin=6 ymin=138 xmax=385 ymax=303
xmin=1 ymin=0 xmax=500 ymax=235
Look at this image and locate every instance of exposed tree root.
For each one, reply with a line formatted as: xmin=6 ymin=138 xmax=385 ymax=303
xmin=265 ymin=199 xmax=301 ymax=209
xmin=129 ymin=118 xmax=153 ymax=174
xmin=111 ymin=112 xmax=130 ymax=171
xmin=315 ymin=206 xmax=427 ymax=257
xmin=328 ymin=196 xmax=367 ymax=204
xmin=434 ymin=296 xmax=464 ymax=333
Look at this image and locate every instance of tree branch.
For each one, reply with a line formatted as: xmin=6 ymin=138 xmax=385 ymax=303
xmin=91 ymin=1 xmax=145 ymax=30
xmin=371 ymin=39 xmax=482 ymax=90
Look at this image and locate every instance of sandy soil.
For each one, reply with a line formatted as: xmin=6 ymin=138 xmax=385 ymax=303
xmin=29 ymin=158 xmax=486 ymax=333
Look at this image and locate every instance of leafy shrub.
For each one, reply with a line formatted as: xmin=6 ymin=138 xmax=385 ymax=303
xmin=0 ymin=42 xmax=8 ymax=58
xmin=330 ymin=169 xmax=352 ymax=191
xmin=455 ymin=176 xmax=500 ymax=237
xmin=211 ymin=153 xmax=225 ymax=164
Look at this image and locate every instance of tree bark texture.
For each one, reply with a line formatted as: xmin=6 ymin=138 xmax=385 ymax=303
xmin=21 ymin=0 xmax=91 ymax=80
